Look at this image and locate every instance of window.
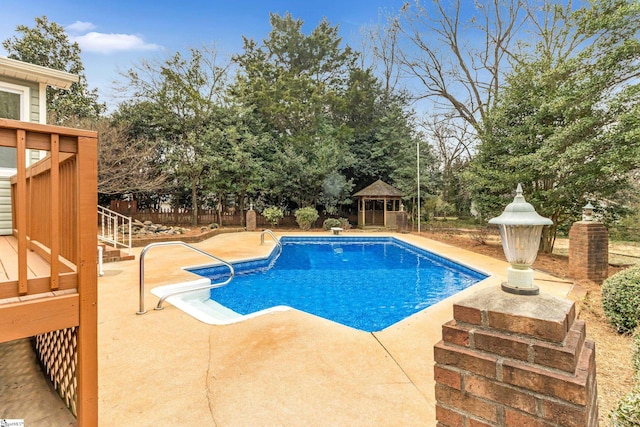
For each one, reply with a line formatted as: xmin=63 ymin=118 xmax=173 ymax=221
xmin=0 ymin=82 xmax=29 ymax=169
xmin=0 ymin=90 xmax=20 ymax=120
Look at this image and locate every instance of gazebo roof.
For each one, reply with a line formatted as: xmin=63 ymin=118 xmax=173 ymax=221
xmin=353 ymin=179 xmax=403 ymax=198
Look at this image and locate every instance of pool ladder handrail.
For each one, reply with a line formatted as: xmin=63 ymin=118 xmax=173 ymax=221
xmin=137 ymin=241 xmax=235 ymax=314
xmin=260 ymin=229 xmax=282 ymax=247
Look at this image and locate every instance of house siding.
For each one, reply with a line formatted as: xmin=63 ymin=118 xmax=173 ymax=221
xmin=0 ymin=75 xmax=41 ymax=234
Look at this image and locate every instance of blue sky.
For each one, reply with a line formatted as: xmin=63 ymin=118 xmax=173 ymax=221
xmin=0 ymin=0 xmax=408 ymax=109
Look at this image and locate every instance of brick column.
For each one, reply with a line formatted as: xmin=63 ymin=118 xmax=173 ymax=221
xmin=246 ymin=209 xmax=256 ymax=231
xmin=434 ymin=287 xmax=598 ymax=427
xmin=568 ymin=221 xmax=608 ymax=284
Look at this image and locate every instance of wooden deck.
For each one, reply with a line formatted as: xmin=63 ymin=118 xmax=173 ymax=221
xmin=0 ymin=235 xmax=51 ymax=282
xmin=0 ymin=118 xmax=98 ymax=425
xmin=0 ymin=233 xmax=77 ymax=301
xmin=0 ymin=233 xmax=80 ymax=339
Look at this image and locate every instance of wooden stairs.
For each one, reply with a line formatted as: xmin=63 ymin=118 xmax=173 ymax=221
xmin=99 ymin=244 xmax=135 ymax=263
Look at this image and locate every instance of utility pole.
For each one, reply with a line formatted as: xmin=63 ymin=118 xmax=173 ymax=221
xmin=417 ymin=140 xmax=421 ymax=233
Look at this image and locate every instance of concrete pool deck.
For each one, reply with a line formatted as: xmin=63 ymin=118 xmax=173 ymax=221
xmin=95 ymin=231 xmax=576 ymax=426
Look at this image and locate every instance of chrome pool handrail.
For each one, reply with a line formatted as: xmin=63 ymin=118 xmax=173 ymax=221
xmin=260 ymin=229 xmax=282 ymax=248
xmin=137 ymin=241 xmax=235 ymax=314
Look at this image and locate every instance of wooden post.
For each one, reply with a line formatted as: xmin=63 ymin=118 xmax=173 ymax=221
xmin=50 ymin=134 xmax=60 ymax=290
xmin=27 ymin=151 xmax=33 ymax=252
xmin=16 ymin=129 xmax=27 ymax=294
xmin=383 ymin=197 xmax=387 ymax=227
xmin=371 ymin=199 xmax=376 ymax=225
xmin=75 ymin=136 xmax=98 ymax=426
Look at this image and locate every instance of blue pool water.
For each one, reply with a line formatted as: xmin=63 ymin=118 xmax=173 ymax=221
xmin=190 ymin=237 xmax=487 ymax=332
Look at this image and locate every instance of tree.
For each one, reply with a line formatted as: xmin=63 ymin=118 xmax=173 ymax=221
xmin=63 ymin=115 xmax=166 ymax=195
xmin=232 ymin=13 xmax=358 ymax=208
xmin=395 ymin=0 xmax=526 ymax=132
xmin=118 ymin=45 xmax=232 ymax=225
xmin=205 ymin=106 xmax=269 ymax=226
xmin=360 ymin=10 xmax=402 ymax=95
xmin=466 ymin=0 xmax=640 ymax=252
xmin=2 ymin=16 xmax=105 ymax=123
xmin=420 ymin=114 xmax=474 ymax=215
xmin=361 ymin=0 xmax=529 ymax=219
xmin=319 ymin=171 xmax=353 ymax=215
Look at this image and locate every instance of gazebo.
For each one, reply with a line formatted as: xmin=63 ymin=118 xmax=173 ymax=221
xmin=353 ymin=179 xmax=403 ymax=229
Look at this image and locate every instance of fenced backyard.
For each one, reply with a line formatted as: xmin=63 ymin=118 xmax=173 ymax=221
xmin=108 ymin=202 xmax=359 ymax=229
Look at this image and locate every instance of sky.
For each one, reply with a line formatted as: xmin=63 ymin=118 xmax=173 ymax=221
xmin=0 ymin=0 xmax=408 ymax=110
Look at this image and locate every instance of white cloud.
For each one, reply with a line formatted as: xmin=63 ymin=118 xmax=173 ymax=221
xmin=70 ymin=32 xmax=162 ymax=54
xmin=66 ymin=21 xmax=96 ymax=33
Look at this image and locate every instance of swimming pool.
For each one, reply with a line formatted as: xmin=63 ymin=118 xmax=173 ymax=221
xmin=188 ymin=237 xmax=487 ymax=332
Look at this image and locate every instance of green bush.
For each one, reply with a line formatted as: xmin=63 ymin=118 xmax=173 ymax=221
xmin=295 ymin=207 xmax=319 ymax=231
xmin=263 ymin=206 xmax=284 ymax=228
xmin=610 ymin=328 xmax=640 ymax=426
xmin=603 ymin=265 xmax=640 ymax=334
xmin=338 ymin=217 xmax=351 ymax=230
xmin=633 ymin=328 xmax=640 ymax=377
xmin=323 ymin=218 xmax=342 ymax=230
xmin=610 ymin=386 xmax=640 ymax=427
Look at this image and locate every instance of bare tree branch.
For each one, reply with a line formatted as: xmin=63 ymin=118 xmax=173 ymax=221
xmin=61 ymin=116 xmax=167 ymax=195
xmin=361 ymin=10 xmax=403 ymax=94
xmin=396 ymin=0 xmax=528 ymax=132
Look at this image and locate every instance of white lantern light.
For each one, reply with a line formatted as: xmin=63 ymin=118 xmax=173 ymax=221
xmin=489 ymin=184 xmax=553 ymax=295
xmin=582 ymin=202 xmax=594 ymax=221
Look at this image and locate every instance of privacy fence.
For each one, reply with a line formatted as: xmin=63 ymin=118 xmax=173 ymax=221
xmin=108 ymin=202 xmax=358 ymax=229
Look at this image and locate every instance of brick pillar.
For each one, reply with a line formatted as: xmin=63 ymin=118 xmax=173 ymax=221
xmin=434 ymin=287 xmax=598 ymax=427
xmin=568 ymin=221 xmax=608 ymax=284
xmin=246 ymin=209 xmax=256 ymax=231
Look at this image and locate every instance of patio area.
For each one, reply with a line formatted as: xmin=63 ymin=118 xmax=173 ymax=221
xmin=3 ymin=231 xmax=576 ymax=425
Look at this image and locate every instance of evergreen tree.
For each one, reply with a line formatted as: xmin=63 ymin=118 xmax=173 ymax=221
xmin=467 ymin=0 xmax=640 ymax=252
xmin=232 ymin=13 xmax=358 ymax=209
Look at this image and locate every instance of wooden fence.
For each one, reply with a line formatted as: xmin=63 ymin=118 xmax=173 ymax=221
xmin=112 ymin=207 xmax=357 ymax=229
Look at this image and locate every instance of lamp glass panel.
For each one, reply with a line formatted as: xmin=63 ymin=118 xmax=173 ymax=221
xmin=497 ymin=224 xmax=544 ymax=267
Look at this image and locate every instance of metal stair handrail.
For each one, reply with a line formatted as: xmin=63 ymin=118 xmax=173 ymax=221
xmin=137 ymin=241 xmax=235 ymax=314
xmin=260 ymin=229 xmax=282 ymax=248
xmin=98 ymin=205 xmax=132 ymax=255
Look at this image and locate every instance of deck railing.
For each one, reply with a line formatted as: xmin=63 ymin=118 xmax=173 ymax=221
xmin=98 ymin=205 xmax=132 ymax=254
xmin=0 ymin=118 xmax=98 ymax=426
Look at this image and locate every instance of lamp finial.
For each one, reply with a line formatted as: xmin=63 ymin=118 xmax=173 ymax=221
xmin=514 ymin=183 xmax=524 ymax=202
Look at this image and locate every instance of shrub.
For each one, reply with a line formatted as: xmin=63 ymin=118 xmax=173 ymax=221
xmin=603 ymin=265 xmax=640 ymax=334
xmin=338 ymin=217 xmax=351 ymax=230
xmin=470 ymin=225 xmax=490 ymax=245
xmin=263 ymin=207 xmax=284 ymax=228
xmin=633 ymin=328 xmax=640 ymax=377
xmin=295 ymin=207 xmax=319 ymax=231
xmin=610 ymin=386 xmax=640 ymax=427
xmin=323 ymin=218 xmax=342 ymax=230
